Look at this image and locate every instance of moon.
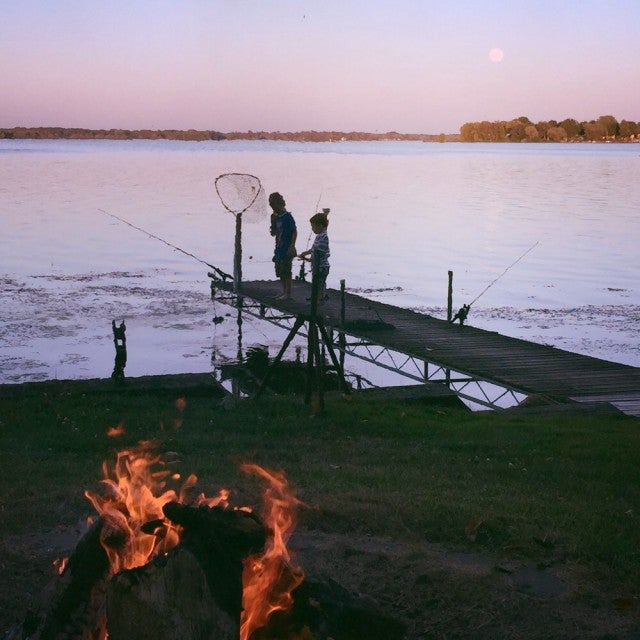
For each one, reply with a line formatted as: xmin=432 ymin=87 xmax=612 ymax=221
xmin=489 ymin=48 xmax=504 ymax=63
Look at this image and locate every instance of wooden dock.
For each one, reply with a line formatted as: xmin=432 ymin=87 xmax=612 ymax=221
xmin=214 ymin=279 xmax=640 ymax=416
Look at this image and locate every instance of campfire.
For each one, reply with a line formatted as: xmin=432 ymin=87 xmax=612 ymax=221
xmin=19 ymin=420 xmax=404 ymax=640
xmin=26 ymin=433 xmax=302 ymax=640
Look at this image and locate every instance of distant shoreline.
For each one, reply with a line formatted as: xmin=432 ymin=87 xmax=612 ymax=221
xmin=2 ymin=125 xmax=638 ymax=143
xmin=0 ymin=126 xmax=459 ymax=143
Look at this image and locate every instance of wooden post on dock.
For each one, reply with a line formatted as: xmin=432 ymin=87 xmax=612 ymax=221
xmin=233 ymin=213 xmax=242 ymax=293
xmin=233 ymin=295 xmax=243 ymax=399
xmin=447 ymin=270 xmax=453 ymax=322
xmin=232 ymin=213 xmax=243 ymax=398
xmin=339 ymin=279 xmax=346 ymax=370
xmin=446 ymin=270 xmax=453 ymax=388
xmin=305 ymin=258 xmax=324 ymax=414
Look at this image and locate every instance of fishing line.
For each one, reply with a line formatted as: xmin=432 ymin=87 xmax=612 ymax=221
xmin=296 ymin=191 xmax=323 ymax=281
xmin=97 ymin=208 xmax=230 ymax=278
xmin=304 ymin=191 xmax=323 ymax=251
xmin=97 ymin=208 xmax=231 ymax=322
xmin=469 ymin=240 xmax=540 ymax=306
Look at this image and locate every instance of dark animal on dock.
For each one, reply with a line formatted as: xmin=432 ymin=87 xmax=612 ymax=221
xmin=111 ymin=320 xmax=127 ymax=381
xmin=450 ymin=304 xmax=470 ymax=326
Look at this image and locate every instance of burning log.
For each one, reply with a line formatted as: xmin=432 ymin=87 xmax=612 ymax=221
xmin=15 ymin=518 xmax=110 ymax=640
xmin=106 ymin=502 xmax=266 ymax=640
xmin=18 ymin=504 xmax=265 ymax=640
xmin=251 ymin=577 xmax=406 ymax=640
xmin=7 ymin=447 xmax=403 ymax=640
xmin=164 ymin=502 xmax=266 ymax=620
xmin=40 ymin=519 xmax=109 ymax=640
xmin=11 ymin=510 xmax=404 ymax=640
xmin=107 ymin=547 xmax=235 ymax=640
xmin=107 ymin=502 xmax=266 ymax=640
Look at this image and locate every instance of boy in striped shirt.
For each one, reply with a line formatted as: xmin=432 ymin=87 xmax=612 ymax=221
xmin=299 ymin=212 xmax=330 ymax=304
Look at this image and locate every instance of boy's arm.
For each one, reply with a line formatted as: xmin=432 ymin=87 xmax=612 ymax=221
xmin=287 ymin=229 xmax=298 ymax=257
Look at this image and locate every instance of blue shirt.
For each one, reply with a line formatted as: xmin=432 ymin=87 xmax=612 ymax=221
xmin=273 ymin=211 xmax=296 ymax=260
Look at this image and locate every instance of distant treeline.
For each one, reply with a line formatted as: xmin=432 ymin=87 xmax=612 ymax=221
xmin=460 ymin=115 xmax=639 ymax=142
xmin=0 ymin=127 xmax=459 ymax=143
xmin=3 ymin=117 xmax=638 ymax=143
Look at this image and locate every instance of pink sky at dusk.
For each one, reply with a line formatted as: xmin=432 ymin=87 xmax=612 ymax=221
xmin=1 ymin=0 xmax=639 ymax=134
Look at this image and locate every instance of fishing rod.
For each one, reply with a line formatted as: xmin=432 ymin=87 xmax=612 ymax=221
xmin=470 ymin=240 xmax=539 ymax=305
xmin=97 ymin=208 xmax=231 ymax=281
xmin=295 ymin=191 xmax=324 ymax=282
xmin=451 ymin=241 xmax=539 ymax=325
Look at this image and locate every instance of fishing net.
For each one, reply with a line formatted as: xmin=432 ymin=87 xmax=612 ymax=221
xmin=214 ymin=173 xmax=267 ymax=223
xmin=214 ymin=173 xmax=268 ymax=290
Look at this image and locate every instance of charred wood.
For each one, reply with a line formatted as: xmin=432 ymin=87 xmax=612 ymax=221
xmin=162 ymin=502 xmax=266 ymax=620
xmin=106 ymin=547 xmax=235 ymax=640
xmin=35 ymin=518 xmax=110 ymax=640
xmin=6 ymin=502 xmax=404 ymax=640
xmin=107 ymin=503 xmax=266 ymax=640
xmin=254 ymin=577 xmax=406 ymax=640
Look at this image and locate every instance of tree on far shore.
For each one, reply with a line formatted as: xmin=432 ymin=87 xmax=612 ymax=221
xmin=459 ymin=114 xmax=639 ymax=142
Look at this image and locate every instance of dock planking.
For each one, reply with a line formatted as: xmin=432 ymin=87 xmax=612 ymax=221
xmin=214 ymin=279 xmax=640 ymax=415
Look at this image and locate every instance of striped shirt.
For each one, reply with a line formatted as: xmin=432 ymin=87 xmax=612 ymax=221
xmin=311 ymin=231 xmax=330 ymax=269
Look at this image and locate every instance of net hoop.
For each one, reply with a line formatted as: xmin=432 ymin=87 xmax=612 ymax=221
xmin=214 ymin=173 xmax=265 ymax=220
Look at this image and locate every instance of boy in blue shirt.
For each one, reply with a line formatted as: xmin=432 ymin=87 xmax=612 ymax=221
xmin=269 ymin=192 xmax=297 ymax=300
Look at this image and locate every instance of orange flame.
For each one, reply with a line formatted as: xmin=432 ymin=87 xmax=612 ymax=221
xmin=239 ymin=464 xmax=304 ymax=640
xmin=172 ymin=397 xmax=187 ymax=430
xmin=106 ymin=423 xmax=125 ymax=437
xmin=84 ymin=443 xmax=303 ymax=639
xmin=53 ymin=556 xmax=69 ymax=575
xmin=84 ymin=441 xmax=228 ymax=575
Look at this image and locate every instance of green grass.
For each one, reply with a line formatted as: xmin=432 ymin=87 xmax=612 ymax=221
xmin=1 ymin=384 xmax=639 ymax=591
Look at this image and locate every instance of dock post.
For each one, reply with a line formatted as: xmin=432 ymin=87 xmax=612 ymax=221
xmin=233 ymin=295 xmax=243 ymax=399
xmin=339 ymin=279 xmax=346 ymax=370
xmin=447 ymin=270 xmax=453 ymax=322
xmin=305 ymin=259 xmax=324 ymax=413
xmin=233 ymin=213 xmax=242 ymax=293
xmin=446 ymin=271 xmax=453 ymax=387
xmin=232 ymin=213 xmax=243 ymax=398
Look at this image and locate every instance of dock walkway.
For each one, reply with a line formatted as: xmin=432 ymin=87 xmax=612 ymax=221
xmin=214 ymin=279 xmax=640 ymax=416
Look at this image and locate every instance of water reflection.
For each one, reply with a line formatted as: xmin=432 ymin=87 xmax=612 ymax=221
xmin=1 ymin=140 xmax=639 ymax=383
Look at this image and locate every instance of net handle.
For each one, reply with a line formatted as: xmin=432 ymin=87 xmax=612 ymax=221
xmin=214 ymin=173 xmax=263 ymax=216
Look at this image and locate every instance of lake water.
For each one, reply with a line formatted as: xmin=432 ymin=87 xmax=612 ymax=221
xmin=1 ymin=138 xmax=639 ymax=386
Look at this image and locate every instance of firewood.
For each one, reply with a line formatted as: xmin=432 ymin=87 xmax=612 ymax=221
xmin=107 ymin=547 xmax=236 ymax=640
xmin=36 ymin=518 xmax=110 ymax=640
xmin=254 ymin=576 xmax=406 ymax=640
xmin=162 ymin=502 xmax=266 ymax=620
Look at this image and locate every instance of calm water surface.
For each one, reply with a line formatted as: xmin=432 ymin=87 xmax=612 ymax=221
xmin=1 ymin=139 xmax=639 ymax=383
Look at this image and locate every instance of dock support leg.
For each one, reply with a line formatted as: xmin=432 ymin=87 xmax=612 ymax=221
xmin=317 ymin=322 xmax=351 ymax=394
xmin=255 ymin=315 xmax=305 ymax=399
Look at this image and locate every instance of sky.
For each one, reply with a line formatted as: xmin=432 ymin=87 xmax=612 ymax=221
xmin=1 ymin=0 xmax=639 ymax=134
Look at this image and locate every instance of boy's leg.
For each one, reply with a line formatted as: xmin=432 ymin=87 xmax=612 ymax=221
xmin=277 ymin=258 xmax=293 ymax=299
xmin=319 ymin=268 xmax=328 ymax=301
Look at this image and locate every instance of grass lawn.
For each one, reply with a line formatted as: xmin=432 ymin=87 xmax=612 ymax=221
xmin=1 ymin=377 xmax=639 ymax=638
